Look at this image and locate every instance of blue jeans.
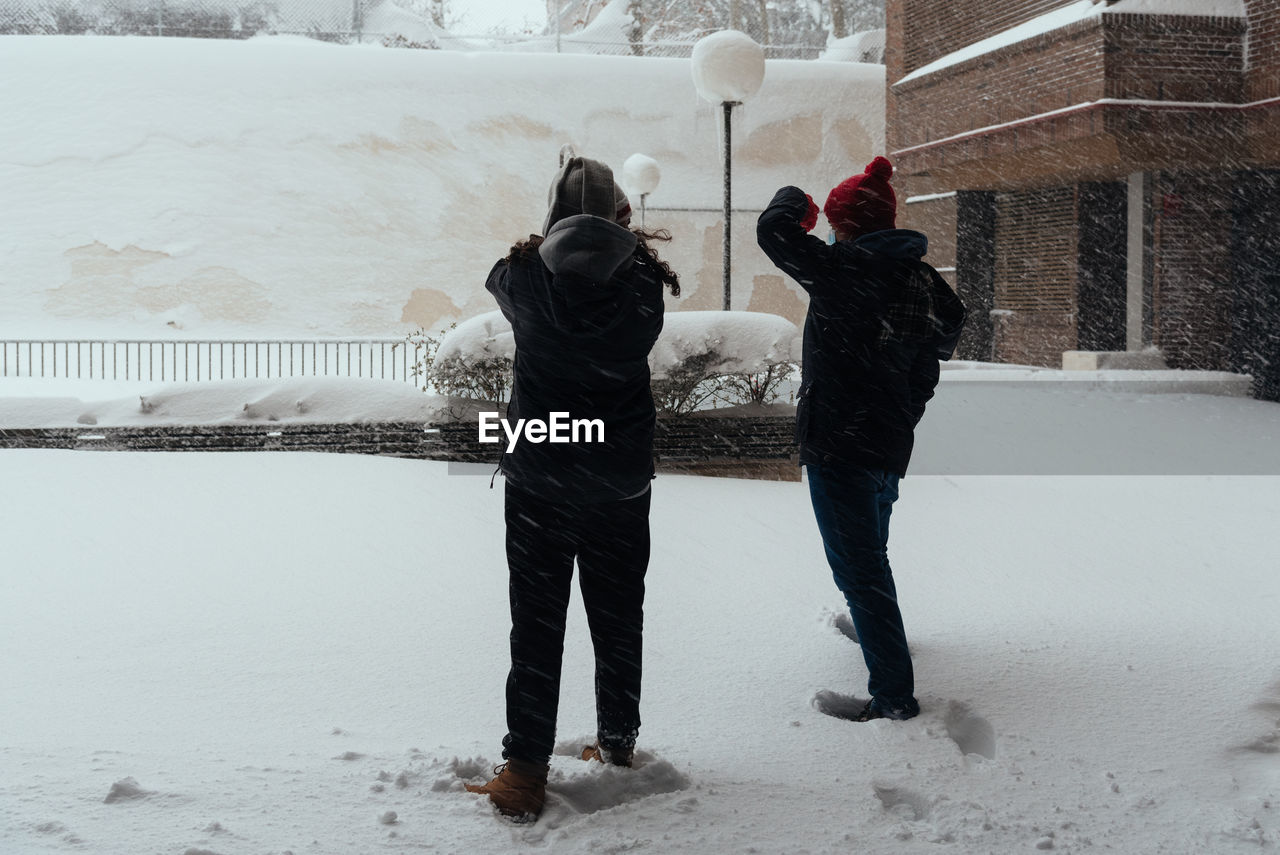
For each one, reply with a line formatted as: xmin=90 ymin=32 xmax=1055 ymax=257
xmin=806 ymin=463 xmax=919 ymax=720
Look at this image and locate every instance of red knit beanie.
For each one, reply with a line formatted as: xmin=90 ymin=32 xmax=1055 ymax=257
xmin=823 ymin=156 xmax=896 ymax=238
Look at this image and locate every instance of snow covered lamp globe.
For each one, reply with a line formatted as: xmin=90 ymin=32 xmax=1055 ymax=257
xmin=622 ymin=153 xmax=661 ymax=228
xmin=691 ymin=30 xmax=766 ymax=310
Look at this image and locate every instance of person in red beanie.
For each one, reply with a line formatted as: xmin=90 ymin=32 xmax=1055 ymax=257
xmin=757 ymin=156 xmax=966 ymax=722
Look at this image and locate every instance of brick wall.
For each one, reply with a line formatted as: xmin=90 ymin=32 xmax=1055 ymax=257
xmin=1103 ymin=14 xmax=1245 ymax=103
xmin=896 ymin=0 xmax=1075 ymax=78
xmin=1247 ymin=0 xmax=1280 ymax=101
xmin=889 ymin=5 xmax=1249 ymax=185
xmin=893 ymin=18 xmax=1107 ymax=153
xmin=1230 ymin=169 xmax=1280 ymax=402
xmin=987 ymin=172 xmax=1241 ymax=370
xmin=884 ymin=0 xmax=906 ymax=152
xmin=991 ymin=187 xmax=1078 ymax=366
xmin=885 ymin=0 xmax=1277 ymax=382
xmin=1151 ymin=171 xmax=1235 ymax=371
xmin=993 ymin=311 xmax=1077 ymax=367
xmin=954 ymin=191 xmax=997 ymax=361
xmin=898 ymin=188 xmax=957 ymax=272
xmin=1076 ymin=181 xmax=1127 ymax=352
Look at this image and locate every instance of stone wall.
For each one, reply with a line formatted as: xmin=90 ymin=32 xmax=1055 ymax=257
xmin=0 ymin=415 xmax=802 ymax=480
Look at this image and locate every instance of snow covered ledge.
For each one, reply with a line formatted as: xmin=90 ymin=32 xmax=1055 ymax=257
xmin=1062 ymin=349 xmax=1168 ymax=371
xmin=947 ymin=360 xmax=1254 ymax=397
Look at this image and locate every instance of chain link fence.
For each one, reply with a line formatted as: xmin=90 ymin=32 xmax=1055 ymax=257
xmin=0 ymin=0 xmax=379 ymax=40
xmin=0 ymin=0 xmax=884 ymax=60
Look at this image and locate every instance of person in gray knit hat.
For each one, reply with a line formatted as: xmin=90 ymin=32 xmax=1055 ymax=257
xmin=541 ymin=149 xmax=634 ymax=235
xmin=466 ymin=148 xmax=679 ymax=822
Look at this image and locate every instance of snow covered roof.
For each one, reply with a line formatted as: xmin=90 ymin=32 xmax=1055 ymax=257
xmin=1105 ymin=0 xmax=1245 ymax=16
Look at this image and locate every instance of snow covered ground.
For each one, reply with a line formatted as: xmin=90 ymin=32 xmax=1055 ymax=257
xmin=2 ymin=381 xmax=1279 ymax=853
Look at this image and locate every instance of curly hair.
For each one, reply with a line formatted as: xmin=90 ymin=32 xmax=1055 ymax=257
xmin=505 ymin=228 xmax=681 ymax=297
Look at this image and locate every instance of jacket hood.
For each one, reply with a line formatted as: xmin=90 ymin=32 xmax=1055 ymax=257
xmin=539 ymin=214 xmax=637 ymax=281
xmin=536 ymin=214 xmax=640 ymax=334
xmin=850 ymin=229 xmax=966 ymax=357
xmin=851 ymin=228 xmax=928 ymax=260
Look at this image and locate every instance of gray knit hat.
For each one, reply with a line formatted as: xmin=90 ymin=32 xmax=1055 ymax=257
xmin=542 ymin=146 xmax=632 ymax=235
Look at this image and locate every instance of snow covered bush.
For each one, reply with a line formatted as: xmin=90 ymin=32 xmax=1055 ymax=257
xmin=648 ymin=351 xmax=731 ymax=416
xmin=411 ymin=310 xmax=799 ymax=415
xmin=410 ymin=313 xmax=514 ymax=404
xmin=650 ymin=311 xmax=800 ymax=413
xmin=715 ymin=361 xmax=799 ymax=407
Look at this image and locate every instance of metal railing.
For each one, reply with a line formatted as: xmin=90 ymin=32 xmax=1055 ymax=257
xmin=0 ymin=339 xmax=425 ymax=384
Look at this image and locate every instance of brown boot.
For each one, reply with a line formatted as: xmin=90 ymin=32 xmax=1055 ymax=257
xmin=580 ymin=742 xmax=634 ymax=768
xmin=464 ymin=758 xmax=548 ymax=820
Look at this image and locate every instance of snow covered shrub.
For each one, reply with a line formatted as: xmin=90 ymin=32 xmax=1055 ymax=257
xmin=716 ymin=361 xmax=799 ymax=406
xmin=418 ymin=313 xmax=515 ymax=404
xmin=409 ymin=310 xmax=799 ymax=413
xmin=650 ymin=311 xmax=800 ymax=413
xmin=649 ymin=352 xmax=733 ymax=416
xmin=431 ymin=353 xmax=512 ymax=404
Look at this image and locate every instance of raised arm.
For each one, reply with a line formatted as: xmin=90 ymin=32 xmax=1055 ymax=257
xmin=757 ymin=186 xmax=892 ymax=312
xmin=756 ymin=186 xmax=833 ymax=296
xmin=484 ymin=258 xmax=517 ymax=325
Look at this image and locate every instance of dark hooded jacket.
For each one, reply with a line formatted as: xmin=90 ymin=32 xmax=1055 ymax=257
xmin=757 ymin=185 xmax=966 ymax=476
xmin=486 ymin=214 xmax=665 ymax=502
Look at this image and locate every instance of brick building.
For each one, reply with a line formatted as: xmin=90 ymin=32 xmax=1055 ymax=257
xmin=886 ymin=0 xmax=1280 ymax=400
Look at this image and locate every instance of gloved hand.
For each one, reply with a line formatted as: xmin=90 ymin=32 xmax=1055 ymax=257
xmin=800 ymin=194 xmax=819 ymax=232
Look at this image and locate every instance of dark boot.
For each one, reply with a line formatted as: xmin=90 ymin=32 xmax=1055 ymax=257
xmin=464 ymin=758 xmax=549 ymax=820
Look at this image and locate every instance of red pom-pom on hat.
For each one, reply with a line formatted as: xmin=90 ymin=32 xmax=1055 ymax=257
xmin=865 ymin=156 xmax=893 ymax=180
xmin=823 ymin=155 xmax=897 ymax=239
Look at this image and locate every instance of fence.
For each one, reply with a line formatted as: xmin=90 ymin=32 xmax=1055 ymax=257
xmin=0 ymin=339 xmax=425 ymax=384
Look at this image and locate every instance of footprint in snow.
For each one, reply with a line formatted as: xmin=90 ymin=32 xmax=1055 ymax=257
xmin=872 ymin=780 xmax=932 ymax=820
xmin=548 ymin=753 xmax=691 ymax=815
xmin=1237 ymin=682 xmax=1280 ymax=754
xmin=811 ymin=689 xmax=874 ymax=721
xmin=827 ymin=611 xmax=917 ymax=654
xmin=831 ymin=612 xmax=859 ymax=643
xmin=944 ymin=700 xmax=997 ymax=760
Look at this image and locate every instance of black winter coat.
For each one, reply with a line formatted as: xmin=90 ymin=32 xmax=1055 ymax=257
xmin=757 ymin=186 xmax=966 ymax=476
xmin=486 ymin=214 xmax=665 ymax=503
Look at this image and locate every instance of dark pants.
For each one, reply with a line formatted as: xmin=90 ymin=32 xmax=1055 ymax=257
xmin=501 ymin=483 xmax=651 ymax=765
xmin=806 ymin=463 xmax=919 ymax=719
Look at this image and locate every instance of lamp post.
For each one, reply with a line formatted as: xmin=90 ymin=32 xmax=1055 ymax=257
xmin=691 ymin=30 xmax=765 ymax=311
xmin=622 ymin=153 xmax=661 ymax=228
